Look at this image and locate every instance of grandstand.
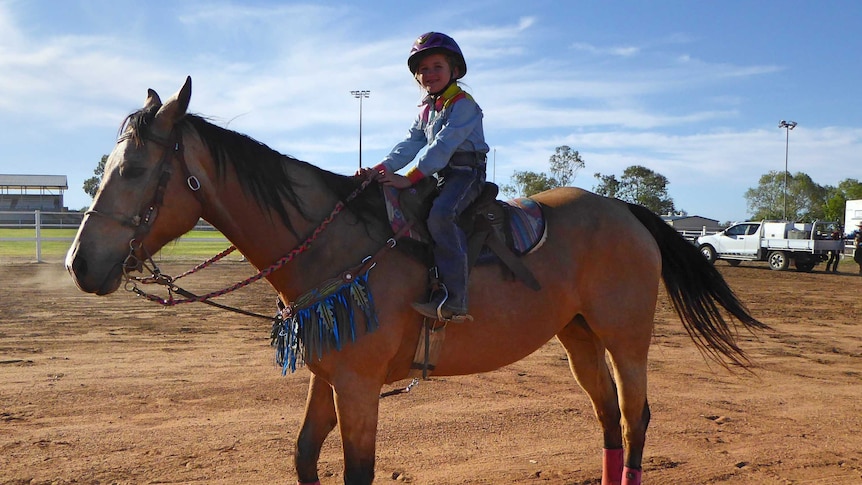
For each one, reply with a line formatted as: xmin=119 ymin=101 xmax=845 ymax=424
xmin=0 ymin=174 xmax=68 ymax=211
xmin=0 ymin=174 xmax=75 ymax=226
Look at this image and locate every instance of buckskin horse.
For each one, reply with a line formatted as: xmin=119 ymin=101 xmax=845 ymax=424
xmin=65 ymin=77 xmax=766 ymax=485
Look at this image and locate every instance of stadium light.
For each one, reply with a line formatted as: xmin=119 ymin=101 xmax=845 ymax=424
xmin=778 ymin=120 xmax=797 ymax=221
xmin=351 ymin=90 xmax=371 ymax=169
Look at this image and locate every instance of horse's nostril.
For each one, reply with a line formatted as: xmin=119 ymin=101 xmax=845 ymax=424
xmin=71 ymin=255 xmax=88 ymax=278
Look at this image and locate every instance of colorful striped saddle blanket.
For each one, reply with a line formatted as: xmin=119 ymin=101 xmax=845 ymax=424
xmin=495 ymin=197 xmax=547 ymax=255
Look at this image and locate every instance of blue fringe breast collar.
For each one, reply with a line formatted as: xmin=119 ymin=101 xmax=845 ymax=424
xmin=271 ymin=270 xmax=378 ymax=374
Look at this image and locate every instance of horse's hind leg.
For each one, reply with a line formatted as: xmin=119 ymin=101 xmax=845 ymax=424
xmin=296 ymin=374 xmax=337 ymax=485
xmin=603 ymin=311 xmax=652 ymax=485
xmin=556 ymin=316 xmax=624 ymax=485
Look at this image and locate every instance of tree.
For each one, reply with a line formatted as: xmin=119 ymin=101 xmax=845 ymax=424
xmin=744 ymin=170 xmax=831 ymax=221
xmin=823 ymin=193 xmax=846 ymax=223
xmin=825 ymin=178 xmax=862 ymax=225
xmin=789 ymin=173 xmax=827 ymax=221
xmin=502 ymin=146 xmax=584 ymax=197
xmin=504 ymin=171 xmax=556 ymax=197
xmin=593 ymin=172 xmax=621 ymax=199
xmin=837 ymin=178 xmax=862 ymax=200
xmin=744 ymin=171 xmax=784 ymax=220
xmin=83 ymin=155 xmax=108 ymax=198
xmin=593 ymin=165 xmax=675 ymax=215
xmin=548 ymin=145 xmax=584 ymax=187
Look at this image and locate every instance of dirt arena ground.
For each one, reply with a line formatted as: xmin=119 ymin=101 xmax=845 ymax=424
xmin=1 ymin=258 xmax=860 ymax=484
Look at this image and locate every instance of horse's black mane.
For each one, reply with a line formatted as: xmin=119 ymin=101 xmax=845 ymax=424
xmin=122 ymin=108 xmax=387 ymax=238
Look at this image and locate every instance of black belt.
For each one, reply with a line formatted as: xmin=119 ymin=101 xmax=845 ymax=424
xmin=449 ymin=151 xmax=487 ymax=167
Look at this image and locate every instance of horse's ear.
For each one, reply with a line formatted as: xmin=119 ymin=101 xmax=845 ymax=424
xmin=144 ymin=89 xmax=162 ymax=111
xmin=153 ymin=76 xmax=192 ymax=131
xmin=174 ymin=76 xmax=192 ymax=116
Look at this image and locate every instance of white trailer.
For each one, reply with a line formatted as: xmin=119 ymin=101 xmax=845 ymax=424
xmin=845 ymin=199 xmax=862 ymax=236
xmin=696 ymin=220 xmax=843 ymax=272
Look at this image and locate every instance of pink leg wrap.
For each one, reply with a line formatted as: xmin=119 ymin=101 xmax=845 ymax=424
xmin=622 ymin=466 xmax=642 ymax=485
xmin=297 ymin=481 xmax=321 ymax=485
xmin=602 ymin=448 xmax=624 ymax=485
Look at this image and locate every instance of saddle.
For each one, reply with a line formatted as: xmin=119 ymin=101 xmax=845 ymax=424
xmin=382 ymin=179 xmax=544 ymax=291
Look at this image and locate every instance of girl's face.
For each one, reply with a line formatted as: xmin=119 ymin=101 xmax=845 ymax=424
xmin=415 ymin=53 xmax=455 ymax=94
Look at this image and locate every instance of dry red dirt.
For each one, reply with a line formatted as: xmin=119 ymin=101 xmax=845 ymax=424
xmin=1 ymin=259 xmax=861 ymax=484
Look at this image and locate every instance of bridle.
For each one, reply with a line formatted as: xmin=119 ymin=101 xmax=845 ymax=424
xmin=84 ymin=127 xmax=257 ymax=314
xmin=84 ymin=128 xmax=204 ymax=275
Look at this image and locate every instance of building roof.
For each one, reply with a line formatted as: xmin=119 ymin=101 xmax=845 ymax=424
xmin=0 ymin=174 xmax=68 ymax=189
xmin=661 ymin=214 xmax=718 ymax=223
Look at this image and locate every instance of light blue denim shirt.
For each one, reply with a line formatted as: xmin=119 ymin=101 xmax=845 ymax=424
xmin=381 ymin=84 xmax=489 ymax=179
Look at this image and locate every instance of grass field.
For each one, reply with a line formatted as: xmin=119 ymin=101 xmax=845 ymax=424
xmin=0 ymin=228 xmax=234 ymax=261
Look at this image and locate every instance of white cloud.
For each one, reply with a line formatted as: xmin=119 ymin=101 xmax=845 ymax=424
xmin=570 ymin=42 xmax=640 ymax=57
xmin=1 ymin=1 xmax=860 ymax=222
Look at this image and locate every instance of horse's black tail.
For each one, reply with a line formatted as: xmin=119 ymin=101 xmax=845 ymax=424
xmin=626 ymin=203 xmax=770 ymax=370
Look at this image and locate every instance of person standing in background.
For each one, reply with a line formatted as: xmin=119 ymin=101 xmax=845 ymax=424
xmin=825 ymin=225 xmax=842 ymax=272
xmin=854 ymin=222 xmax=862 ymax=275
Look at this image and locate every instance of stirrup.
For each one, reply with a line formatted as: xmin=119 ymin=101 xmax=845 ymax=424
xmin=432 ymin=285 xmax=473 ymax=322
xmin=412 ymin=287 xmax=473 ymax=322
xmin=419 ymin=301 xmax=473 ymax=322
xmin=444 ymin=312 xmax=474 ymax=323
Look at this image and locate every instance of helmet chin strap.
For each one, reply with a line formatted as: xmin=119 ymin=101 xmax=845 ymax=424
xmin=429 ymin=78 xmax=456 ymax=97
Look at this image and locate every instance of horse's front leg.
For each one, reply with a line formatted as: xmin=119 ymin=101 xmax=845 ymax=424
xmin=296 ymin=374 xmax=337 ymax=485
xmin=333 ymin=373 xmax=383 ymax=485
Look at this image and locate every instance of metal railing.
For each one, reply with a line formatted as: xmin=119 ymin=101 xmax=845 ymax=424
xmin=0 ymin=211 xmax=78 ymax=262
xmin=0 ymin=210 xmax=226 ymax=262
xmin=6 ymin=211 xmax=854 ymax=262
xmin=676 ymin=228 xmax=720 ymax=244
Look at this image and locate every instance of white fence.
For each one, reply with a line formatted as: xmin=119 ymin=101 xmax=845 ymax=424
xmin=0 ymin=210 xmax=84 ymax=229
xmin=0 ymin=211 xmax=79 ymax=262
xmin=4 ymin=211 xmax=855 ymax=263
xmin=677 ymin=228 xmax=719 ymax=244
xmin=0 ymin=211 xmax=225 ymax=262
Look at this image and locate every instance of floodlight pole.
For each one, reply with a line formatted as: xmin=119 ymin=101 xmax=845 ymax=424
xmin=778 ymin=120 xmax=797 ymax=221
xmin=492 ymin=148 xmax=496 ymax=183
xmin=351 ymin=90 xmax=371 ymax=169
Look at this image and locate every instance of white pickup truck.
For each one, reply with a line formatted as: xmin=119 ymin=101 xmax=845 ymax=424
xmin=696 ymin=220 xmax=843 ymax=271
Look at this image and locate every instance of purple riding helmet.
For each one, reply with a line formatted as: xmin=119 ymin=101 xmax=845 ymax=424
xmin=408 ymin=32 xmax=467 ymax=79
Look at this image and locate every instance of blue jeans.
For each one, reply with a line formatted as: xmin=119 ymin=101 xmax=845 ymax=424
xmin=427 ymin=164 xmax=486 ymax=313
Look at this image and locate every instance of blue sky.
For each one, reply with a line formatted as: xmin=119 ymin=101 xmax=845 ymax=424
xmin=1 ymin=0 xmax=860 ymax=223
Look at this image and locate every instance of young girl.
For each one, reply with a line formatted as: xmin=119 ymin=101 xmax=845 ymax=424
xmin=363 ymin=32 xmax=489 ymax=321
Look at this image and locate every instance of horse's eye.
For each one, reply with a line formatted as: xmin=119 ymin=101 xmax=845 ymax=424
xmin=120 ymin=166 xmax=147 ymax=179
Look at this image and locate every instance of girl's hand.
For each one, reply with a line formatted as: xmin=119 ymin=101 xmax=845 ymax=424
xmin=355 ymin=166 xmax=378 ymax=179
xmin=378 ymin=167 xmax=413 ymax=189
